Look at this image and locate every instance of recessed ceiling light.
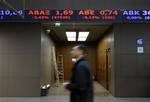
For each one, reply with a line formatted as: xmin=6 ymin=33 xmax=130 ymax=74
xmin=46 ymin=29 xmax=51 ymax=33
xmin=55 ymin=22 xmax=61 ymax=26
xmin=78 ymin=31 xmax=89 ymax=41
xmin=67 ymin=38 xmax=76 ymax=41
xmin=66 ymin=31 xmax=76 ymax=41
xmin=78 ymin=37 xmax=87 ymax=41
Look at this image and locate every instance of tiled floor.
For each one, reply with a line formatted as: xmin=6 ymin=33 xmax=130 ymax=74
xmin=48 ymin=82 xmax=110 ymax=96
xmin=0 ymin=82 xmax=149 ymax=102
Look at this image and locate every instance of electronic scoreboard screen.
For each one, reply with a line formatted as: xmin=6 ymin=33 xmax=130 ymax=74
xmin=25 ymin=10 xmax=76 ymax=21
xmin=25 ymin=10 xmax=50 ymax=21
xmin=50 ymin=10 xmax=76 ymax=21
xmin=0 ymin=10 xmax=23 ymax=21
xmin=25 ymin=9 xmax=121 ymax=22
xmin=76 ymin=10 xmax=120 ymax=22
xmin=0 ymin=9 xmax=150 ymax=23
xmin=121 ymin=10 xmax=150 ymax=22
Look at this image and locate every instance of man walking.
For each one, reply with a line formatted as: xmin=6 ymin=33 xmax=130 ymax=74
xmin=65 ymin=45 xmax=94 ymax=102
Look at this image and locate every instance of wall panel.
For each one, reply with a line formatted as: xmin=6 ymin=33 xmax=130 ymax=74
xmin=97 ymin=28 xmax=114 ymax=93
xmin=114 ymin=23 xmax=150 ymax=97
xmin=0 ymin=23 xmax=41 ymax=96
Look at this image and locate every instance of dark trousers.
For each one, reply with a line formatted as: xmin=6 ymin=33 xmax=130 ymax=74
xmin=70 ymin=92 xmax=93 ymax=102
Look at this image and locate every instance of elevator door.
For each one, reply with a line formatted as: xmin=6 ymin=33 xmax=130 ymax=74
xmin=106 ymin=48 xmax=112 ymax=93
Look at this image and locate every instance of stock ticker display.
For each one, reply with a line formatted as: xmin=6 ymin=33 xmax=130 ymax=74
xmin=25 ymin=10 xmax=120 ymax=22
xmin=0 ymin=10 xmax=24 ymax=20
xmin=0 ymin=9 xmax=150 ymax=23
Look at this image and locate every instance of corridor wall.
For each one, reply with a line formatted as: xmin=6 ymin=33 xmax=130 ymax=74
xmin=97 ymin=27 xmax=114 ymax=94
xmin=0 ymin=23 xmax=41 ymax=96
xmin=113 ymin=23 xmax=150 ymax=97
xmin=41 ymin=31 xmax=56 ymax=86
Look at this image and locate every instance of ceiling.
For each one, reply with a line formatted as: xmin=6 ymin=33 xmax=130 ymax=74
xmin=43 ymin=23 xmax=111 ymax=42
xmin=0 ymin=0 xmax=150 ymax=9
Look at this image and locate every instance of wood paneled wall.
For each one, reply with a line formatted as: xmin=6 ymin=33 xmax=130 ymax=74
xmin=96 ymin=28 xmax=113 ymax=89
xmin=56 ymin=43 xmax=97 ymax=80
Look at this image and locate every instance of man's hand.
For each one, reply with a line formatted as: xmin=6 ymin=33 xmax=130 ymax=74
xmin=63 ymin=82 xmax=70 ymax=90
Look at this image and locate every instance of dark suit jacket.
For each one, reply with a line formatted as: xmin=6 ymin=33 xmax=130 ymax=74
xmin=66 ymin=58 xmax=94 ymax=102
